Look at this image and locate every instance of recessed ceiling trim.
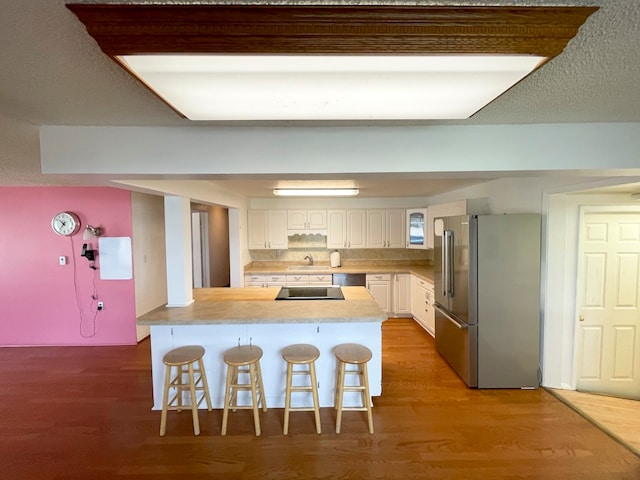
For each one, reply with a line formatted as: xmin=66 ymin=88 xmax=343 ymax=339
xmin=67 ymin=5 xmax=598 ymax=56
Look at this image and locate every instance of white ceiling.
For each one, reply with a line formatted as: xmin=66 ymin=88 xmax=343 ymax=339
xmin=1 ymin=0 xmax=640 ymax=198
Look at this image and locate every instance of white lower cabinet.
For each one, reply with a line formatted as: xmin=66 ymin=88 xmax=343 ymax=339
xmin=366 ymin=273 xmax=391 ymax=314
xmin=392 ymin=273 xmax=412 ymax=317
xmin=411 ymin=275 xmax=435 ymax=336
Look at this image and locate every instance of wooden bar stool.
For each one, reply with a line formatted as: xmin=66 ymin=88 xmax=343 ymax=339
xmin=159 ymin=345 xmax=212 ymax=436
xmin=282 ymin=344 xmax=321 ymax=435
xmin=334 ymin=343 xmax=374 ymax=434
xmin=221 ymin=344 xmax=267 ymax=436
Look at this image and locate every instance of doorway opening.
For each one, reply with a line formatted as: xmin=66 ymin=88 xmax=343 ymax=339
xmin=191 ymin=202 xmax=230 ymax=288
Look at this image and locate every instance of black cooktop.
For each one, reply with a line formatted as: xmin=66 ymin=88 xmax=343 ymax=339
xmin=275 ymin=286 xmax=345 ymax=300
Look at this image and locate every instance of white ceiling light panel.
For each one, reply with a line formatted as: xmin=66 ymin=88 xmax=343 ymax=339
xmin=118 ymin=55 xmax=545 ymax=121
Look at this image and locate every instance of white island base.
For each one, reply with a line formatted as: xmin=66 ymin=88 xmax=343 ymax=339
xmin=149 ymin=322 xmax=381 ymax=409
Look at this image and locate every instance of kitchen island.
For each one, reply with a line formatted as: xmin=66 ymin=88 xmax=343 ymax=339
xmin=137 ymin=286 xmax=386 ymax=409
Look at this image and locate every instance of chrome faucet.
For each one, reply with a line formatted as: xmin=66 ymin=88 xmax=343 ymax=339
xmin=304 ymin=254 xmax=314 ymax=266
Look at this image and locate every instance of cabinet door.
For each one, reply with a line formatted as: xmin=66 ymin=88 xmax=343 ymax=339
xmin=267 ymin=210 xmax=288 ymax=249
xmin=366 ymin=209 xmax=385 ymax=248
xmin=411 ymin=275 xmax=435 ymax=336
xmin=347 ymin=209 xmax=367 ymax=249
xmin=367 ymin=274 xmax=391 ymax=313
xmin=393 ymin=273 xmax=411 ymax=315
xmin=287 ymin=210 xmax=308 ymax=229
xmin=386 ymin=209 xmax=406 ymax=248
xmin=327 ymin=209 xmax=347 ymax=248
xmin=307 ymin=209 xmax=327 ymax=229
xmin=407 ymin=208 xmax=428 ymax=249
xmin=247 ymin=210 xmax=268 ymax=249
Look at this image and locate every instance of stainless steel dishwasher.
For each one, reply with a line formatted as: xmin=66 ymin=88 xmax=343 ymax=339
xmin=332 ymin=273 xmax=366 ymax=287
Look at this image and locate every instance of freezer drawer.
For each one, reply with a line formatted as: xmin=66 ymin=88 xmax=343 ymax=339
xmin=435 ymin=305 xmax=478 ymax=387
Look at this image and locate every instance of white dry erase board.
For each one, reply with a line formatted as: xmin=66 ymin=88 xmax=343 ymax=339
xmin=99 ymin=237 xmax=133 ymax=280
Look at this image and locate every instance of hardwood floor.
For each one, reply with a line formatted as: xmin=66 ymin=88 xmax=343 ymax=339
xmin=1 ymin=318 xmax=639 ymax=479
xmin=549 ymin=388 xmax=640 ymax=456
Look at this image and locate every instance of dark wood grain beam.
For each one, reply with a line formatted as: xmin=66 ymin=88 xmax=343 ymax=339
xmin=66 ymin=4 xmax=598 ymax=57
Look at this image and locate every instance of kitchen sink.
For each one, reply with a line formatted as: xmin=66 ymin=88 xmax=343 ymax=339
xmin=286 ymin=265 xmax=328 ymax=271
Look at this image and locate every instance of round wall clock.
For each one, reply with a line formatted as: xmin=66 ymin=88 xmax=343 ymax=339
xmin=51 ymin=211 xmax=80 ymax=236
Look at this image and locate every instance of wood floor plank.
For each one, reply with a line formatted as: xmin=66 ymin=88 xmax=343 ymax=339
xmin=0 ymin=318 xmax=638 ymax=479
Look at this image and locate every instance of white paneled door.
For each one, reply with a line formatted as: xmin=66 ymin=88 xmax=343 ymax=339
xmin=576 ymin=207 xmax=640 ymax=400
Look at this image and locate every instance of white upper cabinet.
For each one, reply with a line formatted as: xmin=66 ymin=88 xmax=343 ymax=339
xmin=366 ymin=209 xmax=405 ymax=248
xmin=406 ymin=208 xmax=428 ymax=249
xmin=248 ymin=209 xmax=288 ymax=249
xmin=287 ymin=209 xmax=327 ymax=230
xmin=326 ymin=209 xmax=347 ymax=249
xmin=347 ymin=209 xmax=367 ymax=249
xmin=327 ymin=209 xmax=366 ymax=249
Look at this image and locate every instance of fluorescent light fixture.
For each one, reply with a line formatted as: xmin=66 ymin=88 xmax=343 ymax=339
xmin=117 ymin=55 xmax=544 ymax=120
xmin=273 ymin=188 xmax=360 ymax=197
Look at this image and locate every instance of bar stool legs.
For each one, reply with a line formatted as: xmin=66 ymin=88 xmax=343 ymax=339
xmin=221 ymin=344 xmax=267 ymax=436
xmin=282 ymin=344 xmax=321 ymax=435
xmin=159 ymin=345 xmax=212 ymax=436
xmin=334 ymin=343 xmax=374 ymax=434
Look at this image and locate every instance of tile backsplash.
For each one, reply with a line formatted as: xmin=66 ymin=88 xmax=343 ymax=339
xmin=249 ymin=248 xmax=432 ymax=264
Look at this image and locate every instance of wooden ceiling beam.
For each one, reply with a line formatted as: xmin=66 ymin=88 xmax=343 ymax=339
xmin=66 ymin=4 xmax=598 ymax=57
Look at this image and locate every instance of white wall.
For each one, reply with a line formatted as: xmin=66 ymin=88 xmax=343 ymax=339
xmin=131 ymin=191 xmax=167 ymax=341
xmin=543 ymin=191 xmax=640 ymax=389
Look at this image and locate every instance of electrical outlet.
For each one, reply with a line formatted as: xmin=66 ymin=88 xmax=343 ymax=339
xmin=59 ymin=256 xmax=66 ymax=265
xmin=97 ymin=301 xmax=104 ymax=311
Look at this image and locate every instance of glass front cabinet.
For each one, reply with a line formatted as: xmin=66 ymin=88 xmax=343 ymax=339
xmin=406 ymin=208 xmax=428 ymax=249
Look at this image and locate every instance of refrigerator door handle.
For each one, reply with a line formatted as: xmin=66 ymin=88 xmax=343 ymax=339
xmin=435 ymin=304 xmax=467 ymax=329
xmin=442 ymin=230 xmax=450 ymax=297
xmin=443 ymin=230 xmax=454 ymax=297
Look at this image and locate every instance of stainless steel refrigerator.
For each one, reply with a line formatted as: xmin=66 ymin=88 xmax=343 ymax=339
xmin=434 ymin=214 xmax=541 ymax=388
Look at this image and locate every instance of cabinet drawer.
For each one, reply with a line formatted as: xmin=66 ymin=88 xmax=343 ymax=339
xmin=266 ymin=274 xmax=286 ymax=283
xmin=414 ymin=277 xmax=433 ymax=289
xmin=244 ymin=274 xmax=265 ymax=282
xmin=309 ymin=274 xmax=333 ymax=285
xmin=286 ymin=274 xmax=310 ymax=285
xmin=366 ymin=273 xmax=392 ymax=281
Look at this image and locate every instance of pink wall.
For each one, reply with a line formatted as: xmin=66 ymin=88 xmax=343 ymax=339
xmin=0 ymin=187 xmax=137 ymax=346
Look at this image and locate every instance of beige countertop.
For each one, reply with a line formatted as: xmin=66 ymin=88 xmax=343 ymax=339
xmin=245 ymin=262 xmax=434 ymax=282
xmin=137 ymin=286 xmax=387 ymax=326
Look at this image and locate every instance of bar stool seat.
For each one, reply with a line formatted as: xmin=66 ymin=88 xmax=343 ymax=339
xmin=221 ymin=344 xmax=267 ymax=436
xmin=282 ymin=344 xmax=321 ymax=435
xmin=159 ymin=345 xmax=212 ymax=436
xmin=334 ymin=343 xmax=374 ymax=434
